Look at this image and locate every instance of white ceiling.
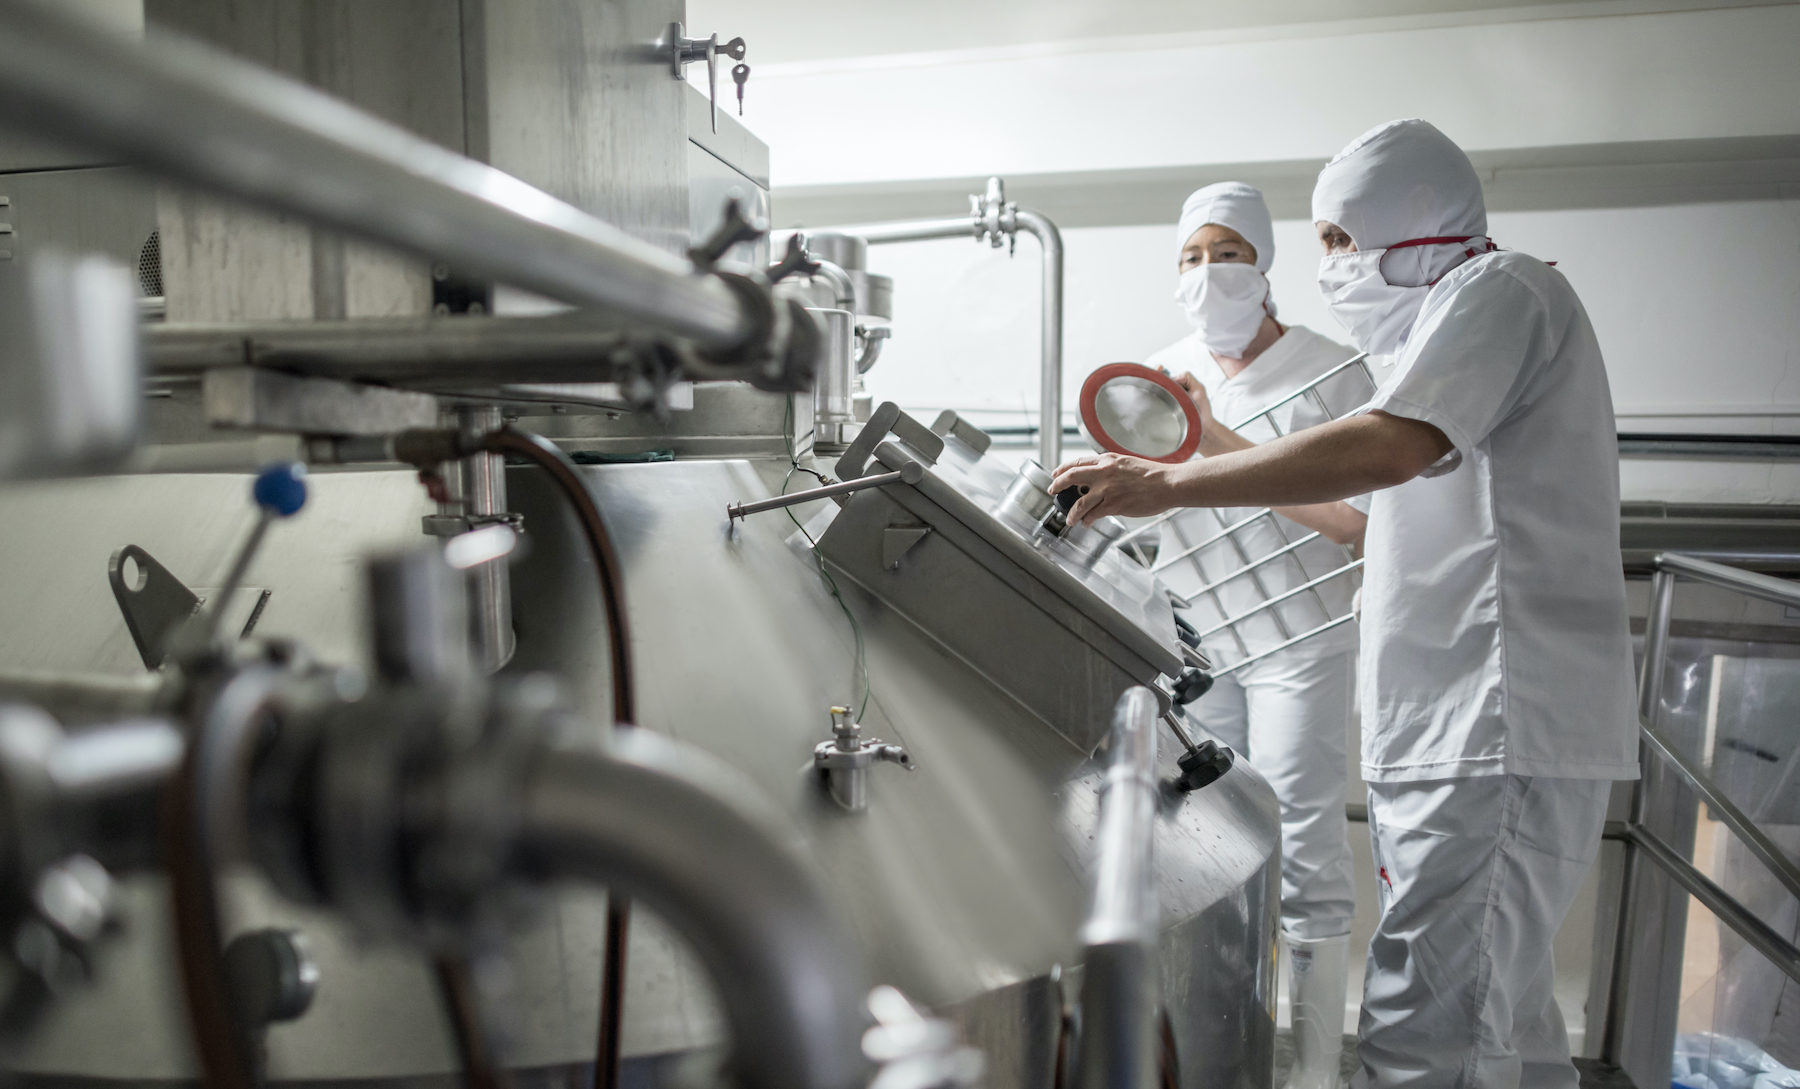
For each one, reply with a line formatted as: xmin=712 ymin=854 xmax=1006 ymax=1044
xmin=686 ymin=0 xmax=1788 ymax=65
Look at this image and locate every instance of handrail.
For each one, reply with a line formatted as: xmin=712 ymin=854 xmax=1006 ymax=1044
xmin=0 ymin=0 xmax=766 ymax=354
xmin=1653 ymin=551 xmax=1800 ymax=608
xmin=1071 ymin=686 xmax=1161 ymax=1089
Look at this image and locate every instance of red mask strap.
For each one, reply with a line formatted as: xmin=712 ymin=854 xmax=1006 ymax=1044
xmin=1382 ymin=235 xmax=1497 ymax=286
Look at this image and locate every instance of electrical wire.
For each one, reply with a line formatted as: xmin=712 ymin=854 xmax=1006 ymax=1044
xmin=781 ymin=400 xmax=872 ymax=721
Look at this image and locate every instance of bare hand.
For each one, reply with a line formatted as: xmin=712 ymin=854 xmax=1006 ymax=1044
xmin=1172 ymin=371 xmax=1217 ymax=431
xmin=1050 ymin=453 xmax=1179 ymax=526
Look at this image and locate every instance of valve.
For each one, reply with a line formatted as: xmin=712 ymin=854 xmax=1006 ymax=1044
xmin=1172 ymin=739 xmax=1234 ymax=795
xmin=814 ymin=707 xmax=911 ymax=812
xmin=689 ymin=197 xmax=765 ymax=270
xmin=1171 ymin=666 xmax=1213 ymax=707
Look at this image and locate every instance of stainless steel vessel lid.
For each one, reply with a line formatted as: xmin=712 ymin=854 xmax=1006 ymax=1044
xmin=1078 ymin=363 xmax=1202 ymax=463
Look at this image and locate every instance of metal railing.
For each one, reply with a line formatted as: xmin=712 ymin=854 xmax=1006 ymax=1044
xmin=1600 ymin=552 xmax=1800 ymax=1076
xmin=1131 ymin=352 xmax=1376 ymax=675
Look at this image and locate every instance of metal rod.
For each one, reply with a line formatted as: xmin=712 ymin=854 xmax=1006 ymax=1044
xmin=1173 ymin=531 xmax=1327 ymax=597
xmin=1210 ymin=614 xmax=1358 ymax=678
xmin=1601 ymin=568 xmax=1677 ymax=1064
xmin=1073 ymin=687 xmax=1161 ymax=1089
xmin=0 ymin=0 xmax=756 ymax=351
xmin=1656 ymin=551 xmax=1800 ymax=608
xmin=1193 ymin=560 xmax=1365 ymax=640
xmin=1638 ymin=720 xmax=1800 ymax=903
xmin=855 ymin=217 xmax=980 ymax=244
xmin=1626 ymin=824 xmax=1800 ymax=987
xmin=727 ymin=464 xmax=923 ymax=521
xmin=1225 ymin=354 xmax=1371 ymax=430
xmin=145 ymin=316 xmax=746 ymax=384
xmin=1113 ymin=510 xmax=1179 ymax=546
xmin=454 ymin=407 xmax=515 ymax=674
xmin=1151 ymin=508 xmax=1278 ymax=572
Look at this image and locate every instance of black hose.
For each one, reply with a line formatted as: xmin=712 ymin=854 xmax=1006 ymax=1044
xmin=473 ymin=427 xmax=636 ymax=1089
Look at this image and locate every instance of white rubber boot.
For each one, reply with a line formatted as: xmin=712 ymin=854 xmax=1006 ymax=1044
xmin=1283 ymin=934 xmax=1351 ymax=1089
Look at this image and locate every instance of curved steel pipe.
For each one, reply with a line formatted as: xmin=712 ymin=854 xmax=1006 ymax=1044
xmin=1072 ymin=686 xmax=1160 ymax=1089
xmin=855 ymin=196 xmax=1066 ymax=466
xmin=516 ymin=730 xmax=869 ymax=1089
xmin=1012 ymin=209 xmax=1066 ymax=468
xmin=0 ymin=0 xmax=753 ymax=351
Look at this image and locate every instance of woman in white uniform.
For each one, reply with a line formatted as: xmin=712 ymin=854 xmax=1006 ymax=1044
xmin=1144 ymin=182 xmax=1367 ymax=1089
xmin=1056 ymin=120 xmax=1639 ymax=1089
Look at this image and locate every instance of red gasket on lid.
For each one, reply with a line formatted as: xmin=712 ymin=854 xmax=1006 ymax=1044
xmin=1078 ymin=362 xmax=1203 ymax=464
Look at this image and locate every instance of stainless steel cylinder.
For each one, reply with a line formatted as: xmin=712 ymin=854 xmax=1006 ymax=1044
xmin=809 ymin=309 xmax=858 ymax=455
xmin=453 ymin=406 xmax=515 ymax=672
xmin=997 ymin=460 xmax=1055 ymax=524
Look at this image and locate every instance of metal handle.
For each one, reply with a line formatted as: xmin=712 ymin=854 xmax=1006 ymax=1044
xmin=727 ymin=463 xmax=924 ymax=522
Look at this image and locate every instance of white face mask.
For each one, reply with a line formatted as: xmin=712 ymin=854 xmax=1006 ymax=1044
xmin=1317 ymin=236 xmax=1496 ymax=356
xmin=1316 ymin=250 xmax=1429 ymax=357
xmin=1174 ymin=263 xmax=1270 ymax=357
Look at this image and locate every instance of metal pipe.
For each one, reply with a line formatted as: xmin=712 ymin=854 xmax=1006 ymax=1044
xmin=1073 ymin=687 xmax=1161 ymax=1089
xmin=1014 ymin=209 xmax=1065 ymax=468
xmin=1626 ymin=824 xmax=1800 ymax=986
xmin=854 ymin=217 xmax=980 ymax=244
xmin=145 ymin=316 xmax=743 ymax=384
xmin=1638 ymin=720 xmax=1800 ymax=903
xmin=804 ymin=258 xmax=858 ymax=312
xmin=1600 ymin=568 xmax=1677 ymax=1064
xmin=727 ymin=462 xmax=924 ymax=521
xmin=0 ymin=0 xmax=757 ymax=351
xmin=857 ymin=191 xmax=1066 ymax=467
xmin=1655 ymin=551 xmax=1800 ymax=607
xmin=516 ymin=731 xmax=870 ymax=1089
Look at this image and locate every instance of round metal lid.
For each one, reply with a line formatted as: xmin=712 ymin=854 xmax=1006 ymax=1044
xmin=1078 ymin=363 xmax=1202 ymax=463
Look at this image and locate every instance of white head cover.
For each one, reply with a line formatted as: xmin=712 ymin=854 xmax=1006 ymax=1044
xmin=1176 ymin=182 xmax=1275 ymax=273
xmin=1311 ymin=119 xmax=1486 ymax=285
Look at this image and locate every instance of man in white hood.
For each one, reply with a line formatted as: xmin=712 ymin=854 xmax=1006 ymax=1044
xmin=1056 ymin=120 xmax=1639 ymax=1089
xmin=1145 ymin=181 xmax=1367 ymax=1089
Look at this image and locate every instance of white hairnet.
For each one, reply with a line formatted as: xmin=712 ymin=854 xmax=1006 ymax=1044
xmin=1176 ymin=182 xmax=1275 ymax=272
xmin=1311 ymin=119 xmax=1486 ymax=252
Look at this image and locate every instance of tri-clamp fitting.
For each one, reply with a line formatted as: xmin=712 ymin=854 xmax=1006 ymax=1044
xmin=813 ymin=707 xmax=911 ymax=812
xmin=970 ymin=177 xmax=1019 ymax=254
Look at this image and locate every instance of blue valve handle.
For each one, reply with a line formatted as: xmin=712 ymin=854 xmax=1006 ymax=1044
xmin=252 ymin=462 xmax=308 ymax=518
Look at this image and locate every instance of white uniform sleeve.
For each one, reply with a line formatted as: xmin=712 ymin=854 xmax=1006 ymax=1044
xmin=1359 ymin=263 xmax=1554 ymax=475
xmin=1343 ymin=492 xmax=1372 ymax=515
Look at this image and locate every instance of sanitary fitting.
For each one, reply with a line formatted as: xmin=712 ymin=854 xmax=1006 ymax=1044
xmin=970 ymin=177 xmax=1018 ymax=255
xmin=813 ymin=707 xmax=911 ymax=813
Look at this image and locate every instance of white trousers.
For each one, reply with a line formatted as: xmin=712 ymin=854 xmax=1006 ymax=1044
xmin=1198 ymin=650 xmax=1357 ymax=940
xmin=1354 ymin=775 xmax=1610 ymax=1089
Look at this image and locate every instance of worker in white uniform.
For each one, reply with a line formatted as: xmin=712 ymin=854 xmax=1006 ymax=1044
xmin=1142 ymin=181 xmax=1366 ymax=1089
xmin=1055 ymin=119 xmax=1640 ymax=1089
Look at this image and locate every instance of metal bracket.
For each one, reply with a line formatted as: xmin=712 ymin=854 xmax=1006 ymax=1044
xmin=108 ymin=545 xmax=202 ymax=669
xmin=929 ymin=410 xmax=993 ymax=456
xmin=833 ymin=402 xmax=946 ymax=480
xmin=881 ymin=524 xmax=931 ymax=570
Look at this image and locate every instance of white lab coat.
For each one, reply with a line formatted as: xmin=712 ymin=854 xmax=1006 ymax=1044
xmin=1355 ymin=251 xmax=1639 ymax=784
xmin=1143 ymin=323 xmax=1366 ymax=940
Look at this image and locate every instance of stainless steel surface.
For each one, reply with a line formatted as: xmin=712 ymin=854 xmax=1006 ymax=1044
xmin=201 ymin=368 xmax=440 ymax=435
xmin=1072 ymin=688 xmax=1160 ymax=1089
xmin=1637 ymin=719 xmax=1800 ymax=902
xmin=0 ymin=0 xmax=762 ymax=350
xmin=816 ymin=411 xmax=1181 ymax=753
xmin=997 ymin=460 xmax=1056 ymax=524
xmin=520 ymin=731 xmax=872 ymax=1089
xmin=727 ymin=463 xmax=923 ymax=521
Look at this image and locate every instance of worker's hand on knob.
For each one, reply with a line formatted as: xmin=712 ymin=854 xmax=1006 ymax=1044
xmin=1051 ymin=453 xmax=1178 ymax=526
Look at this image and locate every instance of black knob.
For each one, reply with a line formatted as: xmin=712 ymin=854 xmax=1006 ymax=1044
xmin=1173 ymin=613 xmax=1199 ymax=649
xmin=1172 ymin=739 xmax=1234 ymax=794
xmin=224 ymin=928 xmax=319 ymax=1026
xmin=1054 ymin=485 xmax=1084 ymax=513
xmin=1172 ymin=666 xmax=1213 ymax=707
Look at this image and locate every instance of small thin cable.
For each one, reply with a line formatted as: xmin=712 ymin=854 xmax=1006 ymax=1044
xmin=781 ymin=401 xmax=872 ymax=721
